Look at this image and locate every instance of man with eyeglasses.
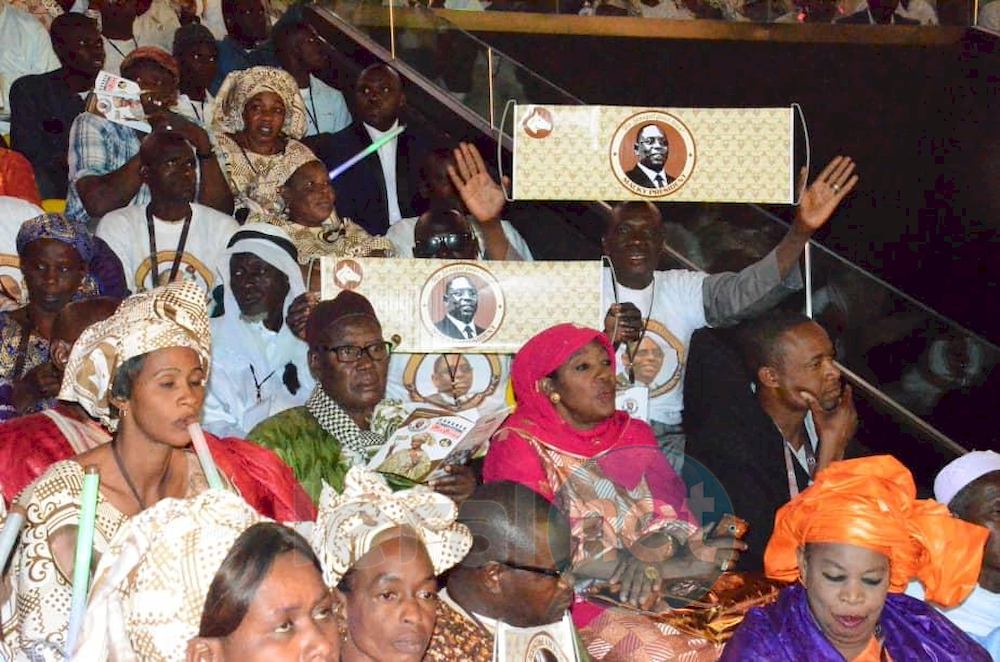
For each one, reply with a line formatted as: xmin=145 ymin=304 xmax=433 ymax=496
xmin=249 ymin=289 xmax=477 ymax=504
xmin=426 ymin=481 xmax=579 ymax=660
xmin=626 ymin=123 xmax=674 ymax=190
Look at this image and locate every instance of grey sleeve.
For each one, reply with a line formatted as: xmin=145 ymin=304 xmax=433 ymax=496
xmin=701 ymin=248 xmax=804 ymax=327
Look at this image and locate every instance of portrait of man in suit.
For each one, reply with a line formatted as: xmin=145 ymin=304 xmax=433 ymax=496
xmin=625 ymin=123 xmax=675 ymax=189
xmin=435 ymin=275 xmax=486 ymax=340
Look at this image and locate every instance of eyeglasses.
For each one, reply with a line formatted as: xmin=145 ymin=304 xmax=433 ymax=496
xmin=413 ymin=232 xmax=476 ymax=257
xmin=318 ymin=341 xmax=392 ymax=363
xmin=499 ymin=559 xmax=571 ymax=580
xmin=637 ymin=137 xmax=667 ymax=147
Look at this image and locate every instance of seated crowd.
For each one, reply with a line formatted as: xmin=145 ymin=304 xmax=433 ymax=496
xmin=0 ymin=2 xmax=996 ymax=662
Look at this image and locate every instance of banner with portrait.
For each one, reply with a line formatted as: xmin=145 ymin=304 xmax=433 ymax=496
xmin=320 ymin=258 xmax=604 ymax=354
xmin=512 ymin=105 xmax=795 ymax=204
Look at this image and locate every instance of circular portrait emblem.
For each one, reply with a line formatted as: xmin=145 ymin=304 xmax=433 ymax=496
xmin=402 ymin=353 xmax=503 ymax=414
xmin=614 ymin=320 xmax=685 ymax=397
xmin=610 ymin=110 xmax=696 ymax=198
xmin=420 ymin=263 xmax=505 ymax=344
xmin=332 ymin=259 xmax=363 ymax=291
xmin=522 ymin=106 xmax=554 ymax=140
xmin=134 ymin=252 xmax=214 ymax=293
xmin=524 ymin=633 xmax=569 ymax=662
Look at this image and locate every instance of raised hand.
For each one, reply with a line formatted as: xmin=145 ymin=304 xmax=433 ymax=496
xmin=446 ymin=142 xmax=506 ymax=224
xmin=795 ymin=156 xmax=859 ymax=234
xmin=802 ymin=384 xmax=857 ymax=469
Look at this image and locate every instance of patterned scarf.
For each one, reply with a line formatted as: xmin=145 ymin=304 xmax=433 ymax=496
xmin=306 ymin=386 xmax=386 ymax=464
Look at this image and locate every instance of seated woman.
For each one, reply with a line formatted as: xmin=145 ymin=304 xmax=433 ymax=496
xmin=311 ymin=466 xmax=472 ymax=662
xmin=0 ymin=213 xmax=122 ymax=421
xmin=211 ymin=66 xmax=318 ymax=221
xmin=75 ymin=490 xmax=339 ymax=661
xmin=483 ymin=323 xmax=746 ymax=660
xmin=249 ymin=154 xmax=394 ymax=291
xmin=248 ymin=291 xmax=476 ymax=505
xmin=723 ymin=455 xmax=991 ymax=661
xmin=3 ymin=281 xmax=313 ymax=661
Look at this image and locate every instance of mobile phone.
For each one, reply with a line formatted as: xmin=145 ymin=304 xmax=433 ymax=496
xmin=709 ymin=514 xmax=749 ymax=540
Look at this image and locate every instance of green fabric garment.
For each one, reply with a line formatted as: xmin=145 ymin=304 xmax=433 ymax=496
xmin=248 ymin=406 xmax=351 ymax=502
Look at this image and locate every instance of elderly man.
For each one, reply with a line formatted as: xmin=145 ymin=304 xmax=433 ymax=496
xmin=315 ymin=63 xmax=428 ymax=235
xmin=436 ymin=276 xmax=485 ymax=340
xmin=248 ymin=290 xmax=475 ymax=504
xmin=906 ymin=451 xmax=1000 ymax=658
xmin=9 ymin=12 xmax=102 ymax=199
xmin=95 ymin=130 xmax=237 ymax=293
xmin=67 ymin=47 xmax=233 ymax=229
xmin=604 ymin=155 xmax=857 ymax=470
xmin=626 ymin=123 xmax=673 ymax=189
xmin=203 ymin=224 xmax=314 ymax=439
xmin=684 ymin=312 xmax=858 ymax=571
xmin=427 ymin=481 xmax=578 ymax=660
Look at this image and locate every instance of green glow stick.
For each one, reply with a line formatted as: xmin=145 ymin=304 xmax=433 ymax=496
xmin=328 ymin=125 xmax=406 ymax=181
xmin=188 ymin=422 xmax=224 ymax=490
xmin=65 ymin=465 xmax=100 ymax=657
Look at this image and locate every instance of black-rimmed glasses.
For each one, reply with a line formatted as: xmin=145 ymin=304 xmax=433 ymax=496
xmin=499 ymin=559 xmax=571 ymax=580
xmin=413 ymin=232 xmax=476 ymax=257
xmin=318 ymin=341 xmax=392 ymax=363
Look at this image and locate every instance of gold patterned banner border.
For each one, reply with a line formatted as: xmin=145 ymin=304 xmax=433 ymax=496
xmin=321 ymin=258 xmax=605 ymax=354
xmin=513 ymin=105 xmax=794 ymax=204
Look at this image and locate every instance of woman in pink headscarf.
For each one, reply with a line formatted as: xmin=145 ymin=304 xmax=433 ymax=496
xmin=484 ymin=323 xmax=746 ymax=660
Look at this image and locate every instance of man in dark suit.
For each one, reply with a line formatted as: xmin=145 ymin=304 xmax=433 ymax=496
xmin=313 ymin=63 xmax=425 ymax=236
xmin=435 ymin=275 xmax=486 ymax=340
xmin=834 ymin=0 xmax=921 ymax=24
xmin=625 ymin=123 xmax=675 ymax=189
xmin=684 ymin=313 xmax=859 ymax=571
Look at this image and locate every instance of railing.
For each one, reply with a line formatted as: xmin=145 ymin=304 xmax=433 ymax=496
xmin=311 ymin=0 xmax=1000 ymax=457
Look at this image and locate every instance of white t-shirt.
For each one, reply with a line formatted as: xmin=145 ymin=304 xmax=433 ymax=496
xmin=0 ymin=196 xmax=44 ymax=310
xmin=602 ymin=268 xmax=708 ymax=426
xmin=906 ymin=581 xmax=1000 ymax=640
xmin=95 ymin=202 xmax=238 ymax=293
xmin=301 ymin=74 xmax=351 ymax=137
xmin=363 ymin=120 xmax=402 ymax=225
xmin=386 ymin=215 xmax=533 ymax=260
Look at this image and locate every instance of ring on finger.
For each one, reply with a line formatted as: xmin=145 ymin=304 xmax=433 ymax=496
xmin=832 ymin=184 xmax=841 ymax=192
xmin=644 ymin=566 xmax=661 ymax=582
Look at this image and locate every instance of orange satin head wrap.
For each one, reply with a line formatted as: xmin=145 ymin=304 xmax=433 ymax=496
xmin=764 ymin=455 xmax=988 ymax=608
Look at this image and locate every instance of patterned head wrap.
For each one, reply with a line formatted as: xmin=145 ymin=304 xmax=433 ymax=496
xmin=57 ymin=281 xmax=211 ymax=430
xmin=17 ymin=213 xmax=95 ymax=264
xmin=72 ymin=491 xmax=265 ymax=662
xmin=765 ymin=455 xmax=990 ymax=608
xmin=212 ymin=66 xmax=308 ymax=139
xmin=311 ymin=467 xmax=472 ymax=587
xmin=121 ymin=46 xmax=181 ymax=83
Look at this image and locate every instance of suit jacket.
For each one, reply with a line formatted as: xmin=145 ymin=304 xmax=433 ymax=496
xmin=834 ymin=9 xmax=920 ymax=24
xmin=434 ymin=316 xmax=486 ymax=340
xmin=625 ymin=165 xmax=675 ymax=189
xmin=312 ymin=121 xmax=426 ymax=236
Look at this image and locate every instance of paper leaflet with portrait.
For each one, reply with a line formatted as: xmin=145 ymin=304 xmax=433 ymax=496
xmin=494 ymin=612 xmax=582 ymax=662
xmin=367 ymin=406 xmax=511 ymax=486
xmin=86 ymin=71 xmax=152 ymax=132
xmin=320 ymin=258 xmax=603 ymax=354
xmin=512 ymin=104 xmax=796 ymax=203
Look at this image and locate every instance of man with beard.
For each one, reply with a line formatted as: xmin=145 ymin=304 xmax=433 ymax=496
xmin=625 ymin=123 xmax=674 ymax=189
xmin=427 ymin=481 xmax=578 ymax=661
xmin=203 ymin=224 xmax=314 ymax=438
xmin=95 ymin=130 xmax=237 ymax=293
xmin=9 ymin=12 xmax=98 ymax=199
xmin=436 ymin=275 xmax=485 ymax=340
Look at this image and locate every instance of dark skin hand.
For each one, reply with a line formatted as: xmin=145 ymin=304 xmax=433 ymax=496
xmin=10 ymin=363 xmax=63 ymax=413
xmin=803 ymin=383 xmax=857 ymax=470
xmin=604 ymin=302 xmax=643 ymax=346
xmin=287 ymin=292 xmax=319 ymax=340
xmin=427 ymin=464 xmax=476 ymax=505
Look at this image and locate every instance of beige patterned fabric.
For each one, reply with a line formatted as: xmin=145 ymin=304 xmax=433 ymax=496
xmin=215 ymin=133 xmax=318 ymax=220
xmin=57 ymin=281 xmax=211 ymax=430
xmin=211 ymin=66 xmax=308 ymax=139
xmin=3 ymin=458 xmax=218 ymax=662
xmin=72 ymin=490 xmax=264 ymax=662
xmin=311 ymin=467 xmax=472 ymax=587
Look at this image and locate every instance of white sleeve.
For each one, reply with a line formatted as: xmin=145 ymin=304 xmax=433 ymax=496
xmin=500 ymin=220 xmax=533 ymax=261
xmin=385 ymin=218 xmax=416 ymax=258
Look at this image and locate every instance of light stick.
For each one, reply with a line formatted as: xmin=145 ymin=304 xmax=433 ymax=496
xmin=65 ymin=465 xmax=100 ymax=657
xmin=328 ymin=125 xmax=405 ymax=181
xmin=188 ymin=422 xmax=223 ymax=490
xmin=0 ymin=506 xmax=25 ymax=576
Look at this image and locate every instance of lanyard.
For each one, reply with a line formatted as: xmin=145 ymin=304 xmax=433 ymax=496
xmin=303 ymin=81 xmax=321 ymax=134
xmin=782 ymin=435 xmax=817 ymax=499
xmin=145 ymin=206 xmax=193 ymax=290
xmin=250 ymin=364 xmax=275 ymax=402
xmin=188 ymin=98 xmax=203 ymax=123
xmin=609 ymin=272 xmax=655 ymax=385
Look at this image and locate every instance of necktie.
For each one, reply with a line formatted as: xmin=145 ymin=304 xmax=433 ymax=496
xmin=464 ymin=325 xmax=475 ymax=339
xmin=654 ymin=174 xmax=665 ymax=188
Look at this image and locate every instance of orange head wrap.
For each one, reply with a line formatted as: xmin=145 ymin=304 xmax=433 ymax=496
xmin=764 ymin=455 xmax=988 ymax=608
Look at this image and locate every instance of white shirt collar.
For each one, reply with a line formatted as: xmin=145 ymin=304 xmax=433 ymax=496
xmin=636 ymin=161 xmax=668 ymax=186
xmin=446 ymin=313 xmax=476 ymax=334
xmin=363 ymin=119 xmax=401 ymax=139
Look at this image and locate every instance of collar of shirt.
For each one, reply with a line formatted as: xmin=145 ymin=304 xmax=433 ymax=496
xmin=438 ymin=588 xmax=498 ymax=635
xmin=363 ymin=118 xmax=401 ymax=141
xmin=636 ymin=161 xmax=668 ymax=186
xmin=446 ymin=313 xmax=476 ymax=334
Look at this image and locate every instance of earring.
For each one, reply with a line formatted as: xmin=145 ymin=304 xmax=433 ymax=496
xmin=549 ymin=392 xmax=561 ymax=404
xmin=119 ymin=408 xmax=128 ymax=419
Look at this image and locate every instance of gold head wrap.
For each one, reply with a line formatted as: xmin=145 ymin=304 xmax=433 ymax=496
xmin=310 ymin=467 xmax=472 ymax=587
xmin=764 ymin=455 xmax=989 ymax=608
xmin=211 ymin=66 xmax=308 ymax=139
xmin=72 ymin=490 xmax=264 ymax=662
xmin=57 ymin=281 xmax=211 ymax=430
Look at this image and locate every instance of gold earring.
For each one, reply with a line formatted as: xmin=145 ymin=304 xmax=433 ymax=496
xmin=549 ymin=392 xmax=561 ymax=404
xmin=120 ymin=408 xmax=128 ymax=419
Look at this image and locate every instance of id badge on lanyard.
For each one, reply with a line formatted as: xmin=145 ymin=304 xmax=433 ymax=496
xmin=616 ymin=384 xmax=650 ymax=422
